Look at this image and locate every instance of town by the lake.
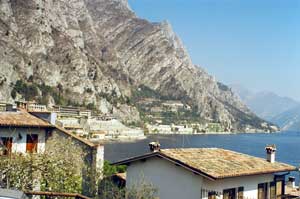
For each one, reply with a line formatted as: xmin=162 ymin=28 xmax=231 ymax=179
xmin=0 ymin=0 xmax=299 ymax=199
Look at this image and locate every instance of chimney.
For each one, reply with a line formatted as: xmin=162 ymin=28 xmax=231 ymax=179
xmin=149 ymin=142 xmax=161 ymax=152
xmin=288 ymin=176 xmax=296 ymax=189
xmin=265 ymin=144 xmax=276 ymax=163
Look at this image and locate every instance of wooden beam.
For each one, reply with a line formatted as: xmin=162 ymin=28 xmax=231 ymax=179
xmin=24 ymin=191 xmax=91 ymax=199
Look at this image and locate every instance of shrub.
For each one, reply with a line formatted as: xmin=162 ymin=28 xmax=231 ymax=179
xmin=103 ymin=160 xmax=126 ymax=177
xmin=0 ymin=136 xmax=86 ymax=193
xmin=11 ymin=80 xmax=39 ymax=101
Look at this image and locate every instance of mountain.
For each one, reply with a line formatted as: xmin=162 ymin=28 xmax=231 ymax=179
xmin=271 ymin=106 xmax=300 ymax=131
xmin=0 ymin=0 xmax=274 ymax=132
xmin=231 ymin=85 xmax=300 ymax=120
xmin=231 ymin=85 xmax=300 ymax=131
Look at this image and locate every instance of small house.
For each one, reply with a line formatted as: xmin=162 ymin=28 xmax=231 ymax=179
xmin=0 ymin=111 xmax=52 ymax=154
xmin=0 ymin=110 xmax=104 ymax=196
xmin=113 ymin=144 xmax=296 ymax=199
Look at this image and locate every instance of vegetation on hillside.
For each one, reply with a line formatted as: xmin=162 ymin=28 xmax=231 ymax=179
xmin=11 ymin=80 xmax=98 ymax=111
xmin=131 ymin=85 xmax=203 ymax=125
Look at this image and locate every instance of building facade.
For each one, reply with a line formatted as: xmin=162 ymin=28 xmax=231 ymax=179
xmin=114 ymin=147 xmax=296 ymax=199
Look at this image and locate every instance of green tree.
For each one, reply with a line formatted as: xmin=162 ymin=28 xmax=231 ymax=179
xmin=0 ymin=135 xmax=86 ymax=193
xmin=99 ymin=162 xmax=157 ymax=199
xmin=103 ymin=160 xmax=126 ymax=177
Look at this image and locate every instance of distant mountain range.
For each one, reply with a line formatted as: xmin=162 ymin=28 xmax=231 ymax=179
xmin=231 ymin=85 xmax=300 ymax=131
xmin=271 ymin=106 xmax=300 ymax=131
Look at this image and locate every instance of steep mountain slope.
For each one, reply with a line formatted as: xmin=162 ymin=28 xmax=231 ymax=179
xmin=231 ymin=85 xmax=300 ymax=120
xmin=0 ymin=0 xmax=274 ymax=132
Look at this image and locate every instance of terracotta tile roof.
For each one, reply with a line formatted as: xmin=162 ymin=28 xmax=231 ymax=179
xmin=0 ymin=111 xmax=99 ymax=148
xmin=113 ymin=148 xmax=296 ymax=180
xmin=0 ymin=111 xmax=52 ymax=128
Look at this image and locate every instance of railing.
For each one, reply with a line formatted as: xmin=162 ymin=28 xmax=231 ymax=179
xmin=24 ymin=191 xmax=91 ymax=199
xmin=27 ymin=104 xmax=48 ymax=112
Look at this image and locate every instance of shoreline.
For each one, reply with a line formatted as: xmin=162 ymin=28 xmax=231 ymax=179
xmin=146 ymin=130 xmax=281 ymax=135
xmin=99 ymin=131 xmax=283 ymax=143
xmin=98 ymin=135 xmax=147 ymax=143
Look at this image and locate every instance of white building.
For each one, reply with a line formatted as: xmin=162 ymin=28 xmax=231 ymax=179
xmin=114 ymin=145 xmax=296 ymax=199
xmin=0 ymin=111 xmax=52 ymax=154
xmin=87 ymin=118 xmax=145 ymax=139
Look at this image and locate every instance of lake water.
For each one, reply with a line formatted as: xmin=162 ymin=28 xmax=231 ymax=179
xmin=104 ymin=131 xmax=300 ymax=182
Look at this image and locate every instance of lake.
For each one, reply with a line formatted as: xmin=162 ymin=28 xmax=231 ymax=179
xmin=104 ymin=131 xmax=300 ymax=181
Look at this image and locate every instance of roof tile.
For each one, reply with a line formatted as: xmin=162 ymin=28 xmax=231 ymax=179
xmin=160 ymin=148 xmax=296 ymax=179
xmin=114 ymin=148 xmax=296 ymax=179
xmin=0 ymin=111 xmax=52 ymax=128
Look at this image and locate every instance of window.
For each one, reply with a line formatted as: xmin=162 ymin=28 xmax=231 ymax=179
xmin=26 ymin=134 xmax=38 ymax=153
xmin=274 ymin=175 xmax=285 ymax=198
xmin=270 ymin=182 xmax=276 ymax=199
xmin=276 ymin=180 xmax=283 ymax=197
xmin=258 ymin=183 xmax=268 ymax=199
xmin=238 ymin=187 xmax=244 ymax=199
xmin=223 ymin=188 xmax=236 ymax=199
xmin=0 ymin=137 xmax=12 ymax=155
xmin=208 ymin=191 xmax=217 ymax=199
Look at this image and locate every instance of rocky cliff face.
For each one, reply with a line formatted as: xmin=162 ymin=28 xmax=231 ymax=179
xmin=0 ymin=0 xmax=275 ymax=131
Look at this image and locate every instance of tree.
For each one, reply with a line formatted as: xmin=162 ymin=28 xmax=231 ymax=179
xmin=98 ymin=179 xmax=157 ymax=199
xmin=0 ymin=135 xmax=86 ymax=193
xmin=0 ymin=136 xmax=157 ymax=198
xmin=99 ymin=161 xmax=157 ymax=199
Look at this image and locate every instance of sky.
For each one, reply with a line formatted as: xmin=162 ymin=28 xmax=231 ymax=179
xmin=128 ymin=0 xmax=300 ymax=101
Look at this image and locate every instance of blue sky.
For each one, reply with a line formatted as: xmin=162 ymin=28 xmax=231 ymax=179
xmin=128 ymin=0 xmax=300 ymax=101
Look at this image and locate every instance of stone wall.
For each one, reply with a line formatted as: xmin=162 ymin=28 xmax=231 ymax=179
xmin=51 ymin=128 xmax=104 ymax=197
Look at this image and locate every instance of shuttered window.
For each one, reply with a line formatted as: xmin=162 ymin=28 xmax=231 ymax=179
xmin=258 ymin=183 xmax=268 ymax=199
xmin=0 ymin=137 xmax=12 ymax=155
xmin=26 ymin=134 xmax=38 ymax=153
xmin=270 ymin=182 xmax=276 ymax=199
xmin=276 ymin=181 xmax=283 ymax=197
xmin=223 ymin=188 xmax=236 ymax=199
xmin=238 ymin=187 xmax=244 ymax=199
xmin=208 ymin=191 xmax=216 ymax=199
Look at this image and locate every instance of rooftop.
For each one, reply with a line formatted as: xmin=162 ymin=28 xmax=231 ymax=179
xmin=114 ymin=148 xmax=296 ymax=180
xmin=0 ymin=111 xmax=52 ymax=128
xmin=0 ymin=110 xmax=98 ymax=148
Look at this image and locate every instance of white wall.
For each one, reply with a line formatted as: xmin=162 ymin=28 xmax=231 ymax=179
xmin=126 ymin=157 xmax=275 ymax=199
xmin=94 ymin=145 xmax=104 ymax=178
xmin=202 ymin=174 xmax=274 ymax=199
xmin=0 ymin=127 xmax=46 ymax=153
xmin=126 ymin=157 xmax=203 ymax=199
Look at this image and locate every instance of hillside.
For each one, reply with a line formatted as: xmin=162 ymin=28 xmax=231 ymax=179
xmin=0 ymin=0 xmax=275 ymax=132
